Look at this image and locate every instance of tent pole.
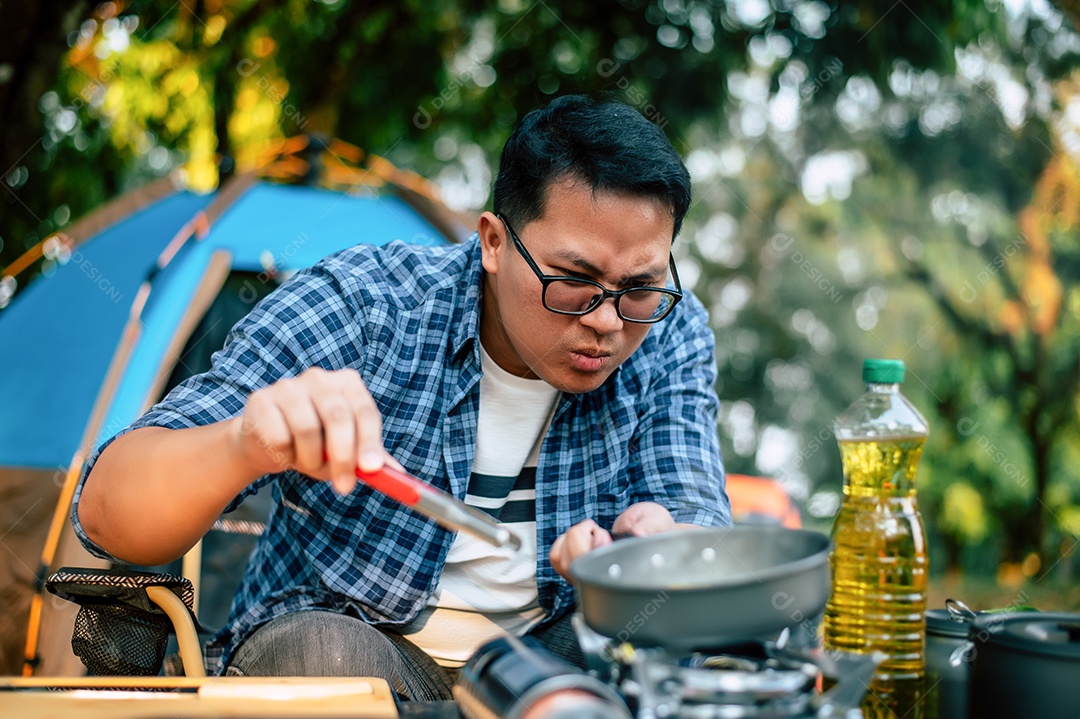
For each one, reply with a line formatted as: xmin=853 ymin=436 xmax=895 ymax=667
xmin=140 ymin=250 xmax=234 ymax=419
xmin=22 ymin=285 xmax=149 ymax=676
xmin=1 ymin=177 xmax=180 ymax=282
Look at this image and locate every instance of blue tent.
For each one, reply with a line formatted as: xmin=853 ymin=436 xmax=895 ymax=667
xmin=0 ymin=178 xmax=455 ymax=471
xmin=0 ymin=168 xmax=466 ymax=676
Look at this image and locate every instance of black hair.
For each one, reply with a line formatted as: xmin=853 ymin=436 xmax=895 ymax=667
xmin=492 ymin=95 xmax=691 ymax=240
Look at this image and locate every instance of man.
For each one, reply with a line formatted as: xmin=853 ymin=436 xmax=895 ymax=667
xmin=73 ymin=94 xmax=730 ymax=698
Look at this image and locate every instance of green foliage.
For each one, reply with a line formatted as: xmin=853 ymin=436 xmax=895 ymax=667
xmin=940 ymin=481 xmax=990 ymax=544
xmin=2 ymin=0 xmax=1079 ymax=581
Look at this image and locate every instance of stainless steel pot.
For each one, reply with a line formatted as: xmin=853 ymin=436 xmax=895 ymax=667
xmin=568 ymin=525 xmax=831 ymax=649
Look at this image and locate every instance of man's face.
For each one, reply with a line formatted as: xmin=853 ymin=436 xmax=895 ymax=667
xmin=479 ymin=178 xmax=676 ymax=394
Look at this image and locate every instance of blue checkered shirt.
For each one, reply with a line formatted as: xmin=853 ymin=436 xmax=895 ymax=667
xmin=72 ymin=235 xmax=730 ymax=674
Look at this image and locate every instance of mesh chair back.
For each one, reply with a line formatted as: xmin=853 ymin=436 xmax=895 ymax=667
xmin=46 ymin=568 xmax=199 ymax=676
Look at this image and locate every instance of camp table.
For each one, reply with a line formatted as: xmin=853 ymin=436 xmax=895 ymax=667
xmin=0 ymin=675 xmax=463 ymax=718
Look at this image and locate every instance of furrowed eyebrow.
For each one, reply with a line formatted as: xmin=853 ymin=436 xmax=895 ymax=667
xmin=551 ymin=250 xmax=666 ymax=287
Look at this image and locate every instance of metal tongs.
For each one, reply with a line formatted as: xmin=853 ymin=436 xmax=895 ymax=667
xmin=351 ymin=462 xmax=523 ymax=551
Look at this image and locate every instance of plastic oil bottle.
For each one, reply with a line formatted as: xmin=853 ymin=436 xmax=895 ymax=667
xmin=823 ymin=359 xmax=929 ymax=718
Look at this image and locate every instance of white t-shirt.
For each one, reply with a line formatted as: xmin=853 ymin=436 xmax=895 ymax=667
xmin=402 ymin=343 xmax=559 ymax=666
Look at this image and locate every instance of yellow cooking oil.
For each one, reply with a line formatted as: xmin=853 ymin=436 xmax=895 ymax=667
xmin=824 ymin=436 xmax=928 ymax=718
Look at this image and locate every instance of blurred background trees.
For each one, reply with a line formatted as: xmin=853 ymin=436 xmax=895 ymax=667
xmin=1 ymin=0 xmax=1077 ymax=598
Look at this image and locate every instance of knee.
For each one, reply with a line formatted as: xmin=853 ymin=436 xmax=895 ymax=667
xmin=230 ymin=611 xmax=401 ymax=678
xmin=307 ymin=617 xmax=400 ymax=677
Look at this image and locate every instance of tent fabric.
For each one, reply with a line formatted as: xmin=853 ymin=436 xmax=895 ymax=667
xmin=0 ymin=467 xmax=62 ymax=675
xmin=0 ymin=182 xmax=447 ymax=470
xmin=0 ymin=191 xmax=212 ymax=469
xmin=104 ymin=185 xmax=445 ymax=454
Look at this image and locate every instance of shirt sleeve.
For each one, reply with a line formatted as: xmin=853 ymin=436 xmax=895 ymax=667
xmin=625 ymin=289 xmax=731 ymax=527
xmin=70 ymin=259 xmax=368 ymax=561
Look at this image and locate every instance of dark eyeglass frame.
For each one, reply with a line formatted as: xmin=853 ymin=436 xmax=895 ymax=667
xmin=498 ymin=214 xmax=683 ymax=324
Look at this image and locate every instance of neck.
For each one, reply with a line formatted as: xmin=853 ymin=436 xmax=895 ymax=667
xmin=478 ymin=272 xmax=537 ymax=379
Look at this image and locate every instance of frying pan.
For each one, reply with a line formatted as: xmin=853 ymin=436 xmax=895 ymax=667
xmin=569 ymin=525 xmax=830 ymax=649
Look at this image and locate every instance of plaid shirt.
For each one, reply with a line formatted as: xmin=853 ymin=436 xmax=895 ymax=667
xmin=72 ymin=235 xmax=730 ymax=674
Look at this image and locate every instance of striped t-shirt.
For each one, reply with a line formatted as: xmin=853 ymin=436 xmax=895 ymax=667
xmin=402 ymin=343 xmax=558 ymax=665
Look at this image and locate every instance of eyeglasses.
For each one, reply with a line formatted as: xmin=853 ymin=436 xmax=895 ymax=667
xmin=499 ymin=215 xmax=682 ymax=324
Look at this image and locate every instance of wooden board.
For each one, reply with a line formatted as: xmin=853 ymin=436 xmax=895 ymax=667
xmin=0 ymin=676 xmax=399 ymax=718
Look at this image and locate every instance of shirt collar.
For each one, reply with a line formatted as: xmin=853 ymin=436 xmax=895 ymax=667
xmin=449 ymin=233 xmax=484 ymax=361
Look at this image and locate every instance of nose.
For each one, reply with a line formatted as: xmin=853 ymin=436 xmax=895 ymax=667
xmin=577 ymin=295 xmax=623 ymax=334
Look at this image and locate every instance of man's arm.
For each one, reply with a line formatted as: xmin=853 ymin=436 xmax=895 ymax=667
xmin=75 ymin=251 xmax=405 ymax=565
xmin=79 ymin=420 xmax=255 ymax=566
xmin=79 ymin=366 xmax=392 ymax=566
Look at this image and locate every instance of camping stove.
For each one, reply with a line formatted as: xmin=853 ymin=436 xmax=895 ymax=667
xmin=575 ymin=618 xmax=880 ymax=719
xmin=455 ymin=620 xmax=880 ymax=719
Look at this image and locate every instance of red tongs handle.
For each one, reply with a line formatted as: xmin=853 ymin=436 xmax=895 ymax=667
xmin=322 ymin=451 xmax=424 ymax=505
xmin=353 ymin=463 xmax=425 ymax=506
xmin=321 ymin=453 xmax=521 ymax=550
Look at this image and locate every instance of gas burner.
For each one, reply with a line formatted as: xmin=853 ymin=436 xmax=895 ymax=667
xmin=618 ymin=645 xmax=818 ymax=719
xmin=573 ymin=618 xmax=880 ymax=719
xmin=692 ymin=654 xmax=766 ymax=672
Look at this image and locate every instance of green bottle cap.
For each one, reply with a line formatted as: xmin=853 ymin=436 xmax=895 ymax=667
xmin=863 ymin=358 xmax=905 ymax=384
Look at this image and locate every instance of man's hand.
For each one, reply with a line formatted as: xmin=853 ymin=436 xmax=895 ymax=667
xmin=79 ymin=366 xmax=396 ymax=565
xmin=611 ymin=501 xmax=676 ymax=537
xmin=550 ymin=502 xmax=678 ymax=581
xmin=232 ymin=367 xmax=396 ymax=496
xmin=550 ymin=520 xmax=612 ymax=581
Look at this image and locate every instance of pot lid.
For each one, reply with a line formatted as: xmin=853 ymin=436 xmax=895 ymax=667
xmin=972 ymin=612 xmax=1080 ymax=660
xmin=925 ymin=609 xmax=970 ymax=638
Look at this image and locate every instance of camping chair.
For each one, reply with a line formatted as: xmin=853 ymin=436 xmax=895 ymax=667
xmin=9 ymin=567 xmax=401 ymax=719
xmin=44 ymin=567 xmax=206 ymax=678
xmin=42 ymin=506 xmax=271 ymax=680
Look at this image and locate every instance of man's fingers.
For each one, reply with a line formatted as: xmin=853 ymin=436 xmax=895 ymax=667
xmin=588 ymin=524 xmax=613 ymax=550
xmin=550 ymin=534 xmax=571 ymax=581
xmin=612 ymin=501 xmax=675 ymax=536
xmin=345 ymin=381 xmax=384 ymax=473
xmin=565 ymin=520 xmax=608 ymax=557
xmin=274 ymin=380 xmax=325 ymax=475
xmin=238 ymin=368 xmax=388 ymax=494
xmin=551 ymin=520 xmax=612 ymax=580
xmin=312 ymin=390 xmax=359 ymax=494
xmin=304 ymin=369 xmax=367 ymax=488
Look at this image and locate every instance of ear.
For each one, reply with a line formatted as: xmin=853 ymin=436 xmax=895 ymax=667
xmin=478 ymin=211 xmax=506 ymax=275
